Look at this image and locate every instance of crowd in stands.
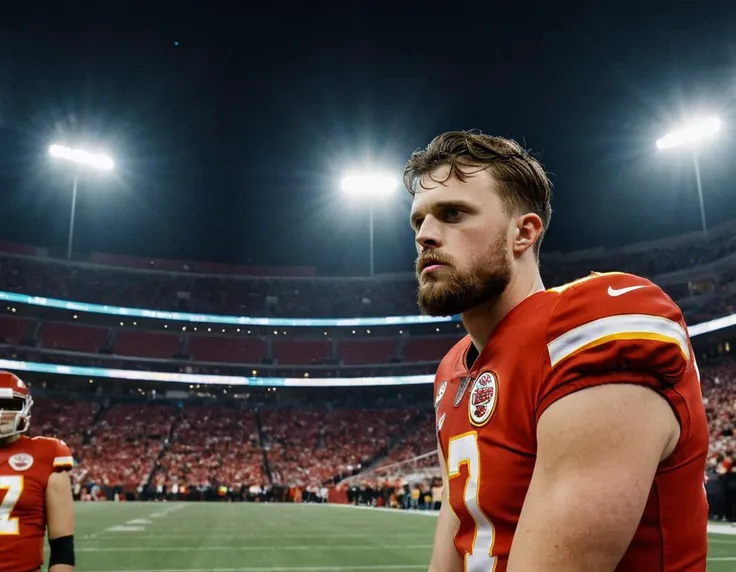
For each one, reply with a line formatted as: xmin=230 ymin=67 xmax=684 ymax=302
xmin=0 ymin=220 xmax=735 ymax=319
xmin=19 ymin=351 xmax=735 ymax=517
xmin=703 ymin=358 xmax=736 ymax=522
xmin=372 ymin=411 xmax=437 ymax=473
xmin=4 ymin=221 xmax=735 ymax=516
xmin=74 ymin=403 xmax=172 ymax=490
xmin=260 ymin=408 xmax=420 ymax=485
xmin=26 ymin=397 xmax=430 ymax=498
xmin=331 ymin=356 xmax=736 ymax=518
xmin=153 ymin=406 xmax=265 ymax=493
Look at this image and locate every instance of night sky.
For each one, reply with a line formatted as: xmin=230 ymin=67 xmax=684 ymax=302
xmin=0 ymin=1 xmax=734 ymax=276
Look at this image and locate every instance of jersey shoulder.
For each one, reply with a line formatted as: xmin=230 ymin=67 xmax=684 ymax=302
xmin=546 ymin=271 xmax=687 ymax=354
xmin=28 ymin=436 xmax=74 ymax=472
xmin=537 ymin=272 xmax=693 ymax=421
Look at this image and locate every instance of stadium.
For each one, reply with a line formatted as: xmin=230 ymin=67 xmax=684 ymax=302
xmin=0 ymin=218 xmax=733 ymax=570
xmin=2 ymin=3 xmax=736 ymax=571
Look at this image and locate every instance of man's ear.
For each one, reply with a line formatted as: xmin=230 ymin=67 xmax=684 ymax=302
xmin=513 ymin=212 xmax=544 ymax=256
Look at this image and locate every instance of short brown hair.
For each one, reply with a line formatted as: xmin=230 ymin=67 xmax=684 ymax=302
xmin=403 ymin=130 xmax=552 ymax=258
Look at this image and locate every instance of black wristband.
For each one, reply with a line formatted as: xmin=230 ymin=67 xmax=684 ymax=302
xmin=49 ymin=535 xmax=75 ymax=568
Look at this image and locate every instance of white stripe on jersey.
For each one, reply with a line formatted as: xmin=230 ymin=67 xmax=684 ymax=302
xmin=548 ymin=313 xmax=690 ymax=368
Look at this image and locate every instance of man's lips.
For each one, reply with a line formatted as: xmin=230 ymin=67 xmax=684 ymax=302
xmin=420 ymin=263 xmax=448 ymax=275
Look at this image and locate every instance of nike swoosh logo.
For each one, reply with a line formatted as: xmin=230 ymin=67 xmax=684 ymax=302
xmin=608 ymin=285 xmax=647 ymax=297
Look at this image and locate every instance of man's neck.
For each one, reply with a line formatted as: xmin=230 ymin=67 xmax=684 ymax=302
xmin=0 ymin=434 xmax=21 ymax=448
xmin=462 ymin=269 xmax=545 ymax=354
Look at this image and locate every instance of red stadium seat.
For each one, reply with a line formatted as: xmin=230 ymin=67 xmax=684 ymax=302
xmin=115 ymin=329 xmax=181 ymax=358
xmin=402 ymin=336 xmax=462 ymax=363
xmin=0 ymin=315 xmax=32 ymax=345
xmin=339 ymin=338 xmax=397 ymax=365
xmin=188 ymin=335 xmax=265 ymax=364
xmin=272 ymin=339 xmax=332 ymax=365
xmin=40 ymin=322 xmax=108 ymax=353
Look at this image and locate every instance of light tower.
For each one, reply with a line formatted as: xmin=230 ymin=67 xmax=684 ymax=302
xmin=49 ymin=144 xmax=114 ymax=259
xmin=656 ymin=117 xmax=721 ymax=234
xmin=340 ymin=172 xmax=399 ymax=276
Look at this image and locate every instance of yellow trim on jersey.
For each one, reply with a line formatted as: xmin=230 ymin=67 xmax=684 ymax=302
xmin=547 ymin=313 xmax=690 ymax=368
xmin=446 ymin=431 xmax=498 ymax=572
xmin=53 ymin=456 xmax=74 ymax=467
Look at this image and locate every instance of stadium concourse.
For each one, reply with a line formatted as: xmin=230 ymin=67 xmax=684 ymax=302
xmin=0 ymin=219 xmax=733 ymax=517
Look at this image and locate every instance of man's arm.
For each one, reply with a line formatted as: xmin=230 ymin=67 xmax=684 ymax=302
xmin=507 ymin=383 xmax=679 ymax=572
xmin=428 ymin=440 xmax=462 ymax=572
xmin=46 ymin=471 xmax=75 ymax=572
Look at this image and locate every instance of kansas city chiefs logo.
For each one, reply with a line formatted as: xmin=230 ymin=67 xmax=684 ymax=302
xmin=9 ymin=453 xmax=33 ymax=472
xmin=468 ymin=372 xmax=498 ymax=427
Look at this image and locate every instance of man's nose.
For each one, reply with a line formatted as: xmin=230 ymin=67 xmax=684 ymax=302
xmin=415 ymin=217 xmax=443 ymax=251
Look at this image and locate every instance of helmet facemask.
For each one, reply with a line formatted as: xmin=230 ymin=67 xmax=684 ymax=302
xmin=0 ymin=393 xmax=32 ymax=439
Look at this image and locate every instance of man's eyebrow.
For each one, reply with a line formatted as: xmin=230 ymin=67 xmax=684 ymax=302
xmin=410 ymin=200 xmax=473 ymax=228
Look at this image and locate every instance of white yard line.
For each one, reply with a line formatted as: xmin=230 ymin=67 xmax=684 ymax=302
xmin=707 ymin=522 xmax=736 ymax=536
xmin=314 ymin=505 xmax=736 ymax=537
xmin=311 ymin=504 xmax=439 ymax=517
xmin=83 ymin=503 xmax=189 ymax=539
xmin=76 ymin=544 xmax=432 ymax=553
xmin=79 ymin=532 xmax=432 ymax=541
xmin=82 ymin=567 xmax=427 ymax=572
xmin=149 ymin=504 xmax=190 ymax=519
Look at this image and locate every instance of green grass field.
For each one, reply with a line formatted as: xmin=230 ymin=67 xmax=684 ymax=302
xmin=63 ymin=502 xmax=736 ymax=571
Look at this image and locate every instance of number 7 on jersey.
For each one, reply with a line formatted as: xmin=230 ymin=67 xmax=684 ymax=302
xmin=448 ymin=432 xmax=497 ymax=572
xmin=0 ymin=475 xmax=23 ymax=535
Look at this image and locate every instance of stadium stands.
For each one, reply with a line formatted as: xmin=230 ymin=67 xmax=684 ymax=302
xmin=188 ymin=335 xmax=266 ymax=364
xmin=3 ymin=219 xmax=735 ymax=516
xmin=403 ymin=336 xmax=461 ymax=363
xmin=272 ymin=339 xmax=332 ymax=365
xmin=23 ymin=353 xmax=736 ymax=499
xmin=40 ymin=322 xmax=107 ymax=353
xmin=154 ymin=405 xmax=265 ymax=490
xmin=0 ymin=315 xmax=32 ymax=345
xmin=29 ymin=397 xmax=99 ymax=454
xmin=0 ymin=218 xmax=735 ymax=318
xmin=114 ymin=330 xmax=181 ymax=359
xmin=338 ymin=337 xmax=397 ymax=365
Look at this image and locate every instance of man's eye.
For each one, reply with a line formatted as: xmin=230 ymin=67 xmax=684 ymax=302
xmin=443 ymin=209 xmax=462 ymax=222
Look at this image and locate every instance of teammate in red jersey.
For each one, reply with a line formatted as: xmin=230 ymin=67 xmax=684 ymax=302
xmin=405 ymin=131 xmax=708 ymax=571
xmin=0 ymin=371 xmax=76 ymax=572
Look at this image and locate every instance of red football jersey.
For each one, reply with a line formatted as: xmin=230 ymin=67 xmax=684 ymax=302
xmin=435 ymin=272 xmax=708 ymax=572
xmin=0 ymin=435 xmax=74 ymax=572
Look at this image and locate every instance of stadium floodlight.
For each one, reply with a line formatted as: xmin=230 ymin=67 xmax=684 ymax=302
xmin=340 ymin=173 xmax=398 ymax=197
xmin=49 ymin=143 xmax=115 ymax=259
xmin=656 ymin=118 xmax=722 ymax=234
xmin=655 ymin=117 xmax=721 ymax=150
xmin=340 ymin=172 xmax=399 ymax=276
xmin=49 ymin=144 xmax=114 ymax=171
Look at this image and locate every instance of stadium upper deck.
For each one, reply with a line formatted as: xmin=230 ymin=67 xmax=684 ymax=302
xmin=0 ymin=218 xmax=734 ymax=319
xmin=0 ymin=219 xmax=733 ymax=388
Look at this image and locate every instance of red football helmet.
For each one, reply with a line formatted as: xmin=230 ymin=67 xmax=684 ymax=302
xmin=0 ymin=371 xmax=32 ymax=438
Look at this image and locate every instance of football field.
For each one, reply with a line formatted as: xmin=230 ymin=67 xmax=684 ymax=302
xmin=64 ymin=502 xmax=736 ymax=571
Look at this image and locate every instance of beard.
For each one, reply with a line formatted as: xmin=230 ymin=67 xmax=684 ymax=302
xmin=0 ymin=419 xmax=17 ymax=436
xmin=416 ymin=233 xmax=512 ymax=316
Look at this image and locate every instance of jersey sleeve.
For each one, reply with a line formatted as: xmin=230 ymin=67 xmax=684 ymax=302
xmin=537 ymin=273 xmax=693 ymax=423
xmin=51 ymin=439 xmax=74 ymax=472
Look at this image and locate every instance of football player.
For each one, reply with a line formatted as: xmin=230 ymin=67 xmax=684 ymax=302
xmin=0 ymin=371 xmax=75 ymax=572
xmin=406 ymin=131 xmax=708 ymax=571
